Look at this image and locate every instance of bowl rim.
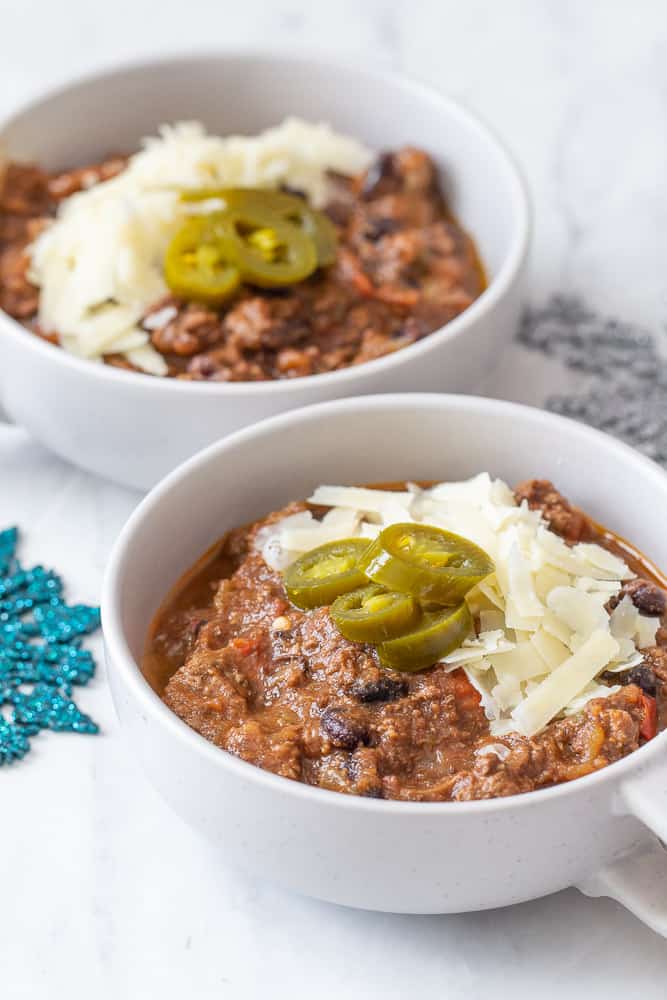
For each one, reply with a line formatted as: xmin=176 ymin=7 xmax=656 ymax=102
xmin=0 ymin=47 xmax=531 ymax=397
xmin=102 ymin=391 xmax=667 ymax=815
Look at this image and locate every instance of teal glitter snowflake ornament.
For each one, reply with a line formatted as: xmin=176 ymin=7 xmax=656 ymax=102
xmin=0 ymin=526 xmax=100 ymax=764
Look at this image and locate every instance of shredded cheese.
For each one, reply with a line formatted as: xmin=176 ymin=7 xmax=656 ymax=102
xmin=28 ymin=119 xmax=372 ymax=373
xmin=256 ymin=476 xmax=660 ymax=737
xmin=511 ymin=631 xmax=619 ymax=735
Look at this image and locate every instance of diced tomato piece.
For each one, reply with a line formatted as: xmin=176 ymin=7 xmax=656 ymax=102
xmin=451 ymin=668 xmax=481 ymax=710
xmin=640 ymin=693 xmax=658 ymax=741
xmin=338 ymin=249 xmax=376 ymax=297
xmin=231 ymin=636 xmax=259 ymax=656
xmin=351 ymin=269 xmax=375 ymax=298
xmin=373 ymin=284 xmax=419 ymax=308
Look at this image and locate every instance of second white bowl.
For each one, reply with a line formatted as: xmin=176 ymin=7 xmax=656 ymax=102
xmin=102 ymin=393 xmax=667 ymax=929
xmin=0 ymin=51 xmax=530 ymax=489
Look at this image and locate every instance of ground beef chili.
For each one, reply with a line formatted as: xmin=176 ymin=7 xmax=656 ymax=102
xmin=144 ymin=482 xmax=667 ymax=802
xmin=0 ymin=147 xmax=485 ymax=380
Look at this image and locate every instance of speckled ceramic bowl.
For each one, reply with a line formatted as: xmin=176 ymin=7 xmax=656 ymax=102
xmin=103 ymin=393 xmax=667 ymax=932
xmin=0 ymin=52 xmax=529 ymax=489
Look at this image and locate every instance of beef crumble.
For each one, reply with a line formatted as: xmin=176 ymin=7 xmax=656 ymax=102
xmin=0 ymin=147 xmax=485 ymax=380
xmin=514 ymin=478 xmax=591 ymax=543
xmin=149 ymin=481 xmax=665 ymax=802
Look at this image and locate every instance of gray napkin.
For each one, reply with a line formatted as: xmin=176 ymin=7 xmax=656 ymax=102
xmin=518 ymin=295 xmax=667 ymax=464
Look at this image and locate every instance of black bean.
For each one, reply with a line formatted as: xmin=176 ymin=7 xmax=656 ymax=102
xmin=321 ymin=707 xmax=369 ymax=750
xmin=627 ymin=665 xmax=658 ymax=695
xmin=608 ymin=579 xmax=666 ymax=617
xmin=352 ymin=677 xmax=409 ymax=704
xmin=602 ymin=664 xmax=657 ymax=696
xmin=364 ymin=217 xmax=400 ymax=241
xmin=360 ymin=152 xmax=396 ymax=200
xmin=628 ymin=581 xmax=666 ymax=617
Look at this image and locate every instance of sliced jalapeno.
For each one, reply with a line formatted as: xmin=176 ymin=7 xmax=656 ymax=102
xmin=182 ymin=187 xmax=337 ymax=268
xmin=272 ymin=196 xmax=338 ymax=268
xmin=377 ymin=602 xmax=473 ymax=672
xmin=359 ymin=523 xmax=494 ymax=605
xmin=284 ymin=539 xmax=369 ymax=610
xmin=227 ymin=211 xmax=317 ymax=287
xmin=164 ymin=216 xmax=240 ymax=305
xmin=331 ymin=583 xmax=420 ymax=643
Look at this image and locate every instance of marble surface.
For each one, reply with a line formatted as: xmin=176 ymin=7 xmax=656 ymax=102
xmin=3 ymin=0 xmax=667 ymax=996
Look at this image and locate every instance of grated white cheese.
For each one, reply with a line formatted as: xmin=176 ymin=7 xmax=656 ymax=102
xmin=441 ymin=630 xmax=515 ymax=667
xmin=511 ymin=631 xmax=619 ymax=735
xmin=547 ymin=586 xmax=609 ymax=637
xmin=637 ymin=615 xmax=660 ymax=649
xmin=492 ymin=673 xmax=524 ymax=712
xmin=309 ymin=485 xmax=414 ymax=514
xmin=28 ymin=119 xmax=372 ymax=373
xmin=488 ymin=643 xmax=548 ymax=682
xmin=463 ymin=663 xmax=501 ymax=721
xmin=281 ymin=507 xmax=361 ymax=552
xmin=256 ymin=476 xmax=661 ymax=737
xmin=479 ymin=609 xmax=506 ymax=633
xmin=529 ymin=628 xmax=570 ymax=671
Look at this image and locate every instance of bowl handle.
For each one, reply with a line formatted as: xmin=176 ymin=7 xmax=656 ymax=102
xmin=576 ymin=761 xmax=667 ymax=936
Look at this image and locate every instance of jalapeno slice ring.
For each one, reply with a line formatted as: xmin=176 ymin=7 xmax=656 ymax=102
xmin=226 ymin=210 xmax=318 ymax=288
xmin=284 ymin=539 xmax=369 ymax=610
xmin=275 ymin=198 xmax=338 ymax=268
xmin=182 ymin=187 xmax=337 ymax=269
xmin=377 ymin=602 xmax=473 ymax=672
xmin=359 ymin=523 xmax=494 ymax=604
xmin=331 ymin=583 xmax=420 ymax=643
xmin=164 ymin=216 xmax=241 ymax=305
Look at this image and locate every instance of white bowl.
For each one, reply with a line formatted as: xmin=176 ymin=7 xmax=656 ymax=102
xmin=0 ymin=52 xmax=530 ymax=490
xmin=103 ymin=393 xmax=667 ymax=932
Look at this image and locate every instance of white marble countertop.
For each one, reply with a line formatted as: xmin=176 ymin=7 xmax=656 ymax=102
xmin=3 ymin=1 xmax=667 ymax=996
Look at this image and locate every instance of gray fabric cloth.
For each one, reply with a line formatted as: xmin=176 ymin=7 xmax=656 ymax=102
xmin=518 ymin=296 xmax=667 ymax=464
xmin=2 ymin=296 xmax=664 ymax=465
